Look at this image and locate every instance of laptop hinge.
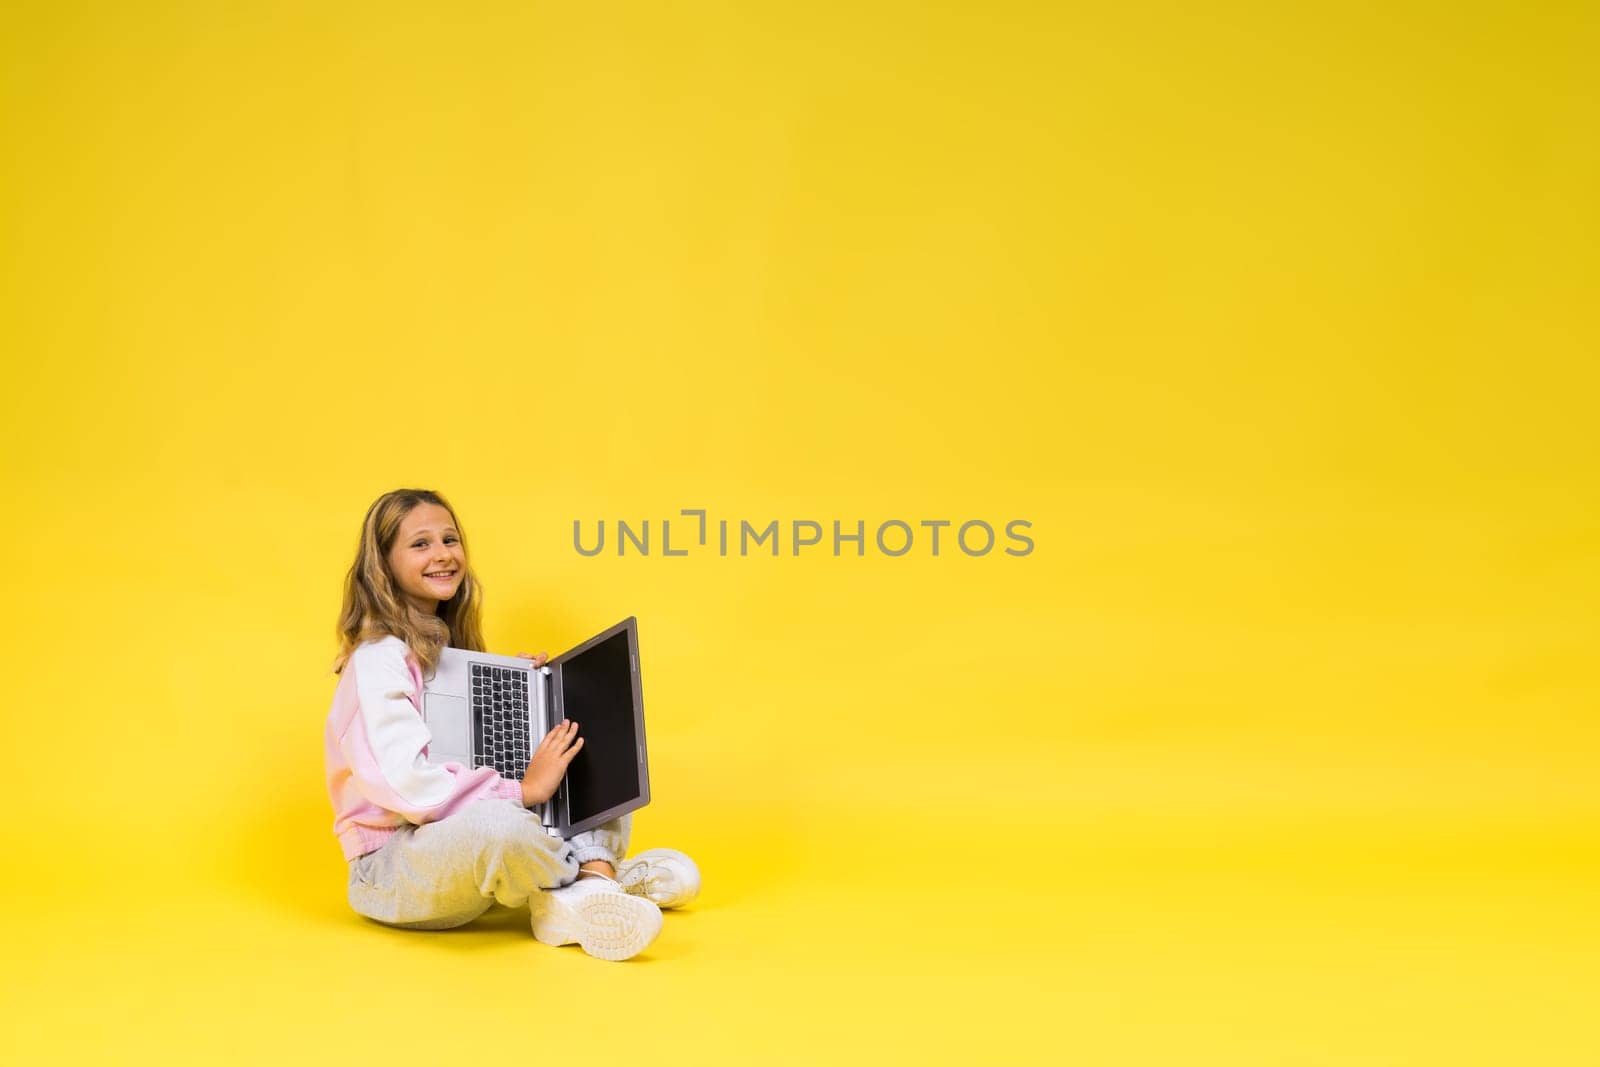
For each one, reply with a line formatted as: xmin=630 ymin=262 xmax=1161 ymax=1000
xmin=532 ymin=667 xmax=557 ymax=829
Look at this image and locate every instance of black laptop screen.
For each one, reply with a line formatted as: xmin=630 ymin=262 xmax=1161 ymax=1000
xmin=560 ymin=630 xmax=642 ymax=820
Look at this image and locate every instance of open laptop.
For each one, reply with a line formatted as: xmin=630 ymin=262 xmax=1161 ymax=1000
xmin=420 ymin=617 xmax=650 ymax=837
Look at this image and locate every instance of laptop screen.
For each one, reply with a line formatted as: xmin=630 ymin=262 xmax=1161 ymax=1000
xmin=560 ymin=628 xmax=643 ymax=822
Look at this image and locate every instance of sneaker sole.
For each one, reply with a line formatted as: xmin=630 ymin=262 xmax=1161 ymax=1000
xmin=534 ymin=891 xmax=663 ymax=962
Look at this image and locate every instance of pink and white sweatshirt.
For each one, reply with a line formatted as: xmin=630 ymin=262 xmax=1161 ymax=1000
xmin=325 ymin=636 xmax=523 ymax=861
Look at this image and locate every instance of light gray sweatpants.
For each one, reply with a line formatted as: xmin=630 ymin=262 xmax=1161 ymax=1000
xmin=347 ymin=799 xmax=631 ymax=930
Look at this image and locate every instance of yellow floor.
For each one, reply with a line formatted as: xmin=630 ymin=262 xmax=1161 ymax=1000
xmin=6 ymin=798 xmax=1595 ymax=1065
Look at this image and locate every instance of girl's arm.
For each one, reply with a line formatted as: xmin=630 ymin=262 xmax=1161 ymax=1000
xmin=336 ymin=638 xmax=523 ymax=822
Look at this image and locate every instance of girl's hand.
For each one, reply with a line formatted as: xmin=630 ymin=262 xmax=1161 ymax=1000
xmin=515 ymin=651 xmax=550 ymax=668
xmin=520 ymin=720 xmax=582 ymax=807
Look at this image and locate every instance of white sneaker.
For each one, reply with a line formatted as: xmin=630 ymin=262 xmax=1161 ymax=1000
xmin=615 ymin=848 xmax=701 ymax=909
xmin=531 ymin=875 xmax=662 ymax=961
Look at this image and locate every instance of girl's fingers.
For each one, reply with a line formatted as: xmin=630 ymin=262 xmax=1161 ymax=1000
xmin=536 ymin=721 xmax=580 ymax=751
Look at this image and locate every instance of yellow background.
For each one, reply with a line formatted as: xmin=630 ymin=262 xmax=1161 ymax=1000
xmin=3 ymin=2 xmax=1596 ymax=1063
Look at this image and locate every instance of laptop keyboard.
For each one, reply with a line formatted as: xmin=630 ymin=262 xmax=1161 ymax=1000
xmin=471 ymin=663 xmax=531 ymax=780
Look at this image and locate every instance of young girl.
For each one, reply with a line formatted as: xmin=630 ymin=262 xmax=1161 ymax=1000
xmin=324 ymin=488 xmax=699 ymax=961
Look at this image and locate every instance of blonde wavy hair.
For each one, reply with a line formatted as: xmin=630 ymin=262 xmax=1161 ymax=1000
xmin=333 ymin=488 xmax=487 ymax=675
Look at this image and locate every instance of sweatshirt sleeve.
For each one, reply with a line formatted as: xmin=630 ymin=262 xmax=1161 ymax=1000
xmin=338 ymin=639 xmax=523 ymax=823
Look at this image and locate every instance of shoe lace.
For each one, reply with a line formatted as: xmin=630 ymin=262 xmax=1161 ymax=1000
xmin=619 ymin=860 xmax=654 ymax=891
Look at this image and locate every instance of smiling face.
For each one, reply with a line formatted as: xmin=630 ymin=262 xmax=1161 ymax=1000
xmin=386 ymin=502 xmax=466 ymax=615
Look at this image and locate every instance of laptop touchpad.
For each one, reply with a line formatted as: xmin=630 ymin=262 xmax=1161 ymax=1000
xmin=423 ymin=692 xmax=472 ymax=757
